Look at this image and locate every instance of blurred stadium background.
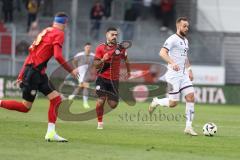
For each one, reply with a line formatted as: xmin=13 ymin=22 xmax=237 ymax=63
xmin=0 ymin=1 xmax=240 ymax=160
xmin=0 ymin=0 xmax=240 ymax=104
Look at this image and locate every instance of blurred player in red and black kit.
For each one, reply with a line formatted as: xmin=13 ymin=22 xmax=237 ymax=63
xmin=0 ymin=12 xmax=78 ymax=142
xmin=94 ymin=27 xmax=131 ymax=129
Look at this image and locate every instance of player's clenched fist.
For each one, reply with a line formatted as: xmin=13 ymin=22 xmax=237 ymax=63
xmin=71 ymin=69 xmax=79 ymax=79
xmin=102 ymin=53 xmax=111 ymax=62
xmin=171 ymin=63 xmax=180 ymax=71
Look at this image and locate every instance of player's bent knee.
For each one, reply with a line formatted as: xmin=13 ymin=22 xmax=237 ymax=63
xmin=22 ymin=101 xmax=33 ymax=111
xmin=185 ymin=93 xmax=195 ymax=102
xmin=169 ymin=100 xmax=178 ymax=108
xmin=107 ymin=100 xmax=118 ymax=109
xmin=109 ymin=104 xmax=118 ymax=109
xmin=47 ymin=90 xmax=60 ymax=100
xmin=97 ymin=97 xmax=106 ymax=106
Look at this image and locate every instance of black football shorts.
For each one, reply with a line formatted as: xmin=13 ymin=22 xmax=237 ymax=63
xmin=20 ymin=65 xmax=55 ymax=102
xmin=95 ymin=76 xmax=119 ymax=102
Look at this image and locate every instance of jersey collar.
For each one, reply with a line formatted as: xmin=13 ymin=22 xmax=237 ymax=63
xmin=175 ymin=33 xmax=185 ymax=40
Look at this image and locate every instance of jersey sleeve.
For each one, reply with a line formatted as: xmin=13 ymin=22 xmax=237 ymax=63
xmin=163 ymin=37 xmax=174 ymax=51
xmin=53 ymin=44 xmax=73 ymax=73
xmin=94 ymin=46 xmax=103 ymax=60
xmin=52 ymin=32 xmax=64 ymax=47
xmin=73 ymin=53 xmax=81 ymax=61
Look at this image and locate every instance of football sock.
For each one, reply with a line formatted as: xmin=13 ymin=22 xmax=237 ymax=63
xmin=156 ymin=98 xmax=169 ymax=107
xmin=0 ymin=100 xmax=29 ymax=112
xmin=185 ymin=102 xmax=194 ymax=128
xmin=83 ymin=88 xmax=88 ymax=102
xmin=96 ymin=102 xmax=104 ymax=122
xmin=83 ymin=96 xmax=88 ymax=103
xmin=47 ymin=122 xmax=55 ymax=133
xmin=48 ymin=96 xmax=62 ymax=123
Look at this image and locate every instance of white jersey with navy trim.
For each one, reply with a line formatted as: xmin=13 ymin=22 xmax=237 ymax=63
xmin=163 ymin=34 xmax=189 ymax=77
xmin=74 ymin=51 xmax=95 ymax=66
xmin=74 ymin=51 xmax=95 ymax=83
xmin=162 ymin=34 xmax=194 ymax=100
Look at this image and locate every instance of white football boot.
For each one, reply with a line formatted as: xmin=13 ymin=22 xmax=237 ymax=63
xmin=184 ymin=127 xmax=198 ymax=136
xmin=83 ymin=101 xmax=90 ymax=109
xmin=45 ymin=130 xmax=68 ymax=142
xmin=148 ymin=97 xmax=159 ymax=114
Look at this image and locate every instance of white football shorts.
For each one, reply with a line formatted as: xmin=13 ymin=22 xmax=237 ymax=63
xmin=166 ymin=74 xmax=194 ymax=101
xmin=77 ymin=65 xmax=88 ymax=83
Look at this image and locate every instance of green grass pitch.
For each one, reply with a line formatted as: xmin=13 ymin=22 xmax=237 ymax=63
xmin=0 ymin=98 xmax=239 ymax=160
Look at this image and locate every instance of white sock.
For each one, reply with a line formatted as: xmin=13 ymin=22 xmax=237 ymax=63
xmin=156 ymin=98 xmax=169 ymax=107
xmin=47 ymin=123 xmax=55 ymax=133
xmin=185 ymin=102 xmax=194 ymax=128
xmin=83 ymin=96 xmax=88 ymax=103
xmin=83 ymin=88 xmax=88 ymax=103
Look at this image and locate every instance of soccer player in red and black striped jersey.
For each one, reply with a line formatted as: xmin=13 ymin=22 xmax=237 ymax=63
xmin=94 ymin=27 xmax=131 ymax=129
xmin=0 ymin=12 xmax=78 ymax=142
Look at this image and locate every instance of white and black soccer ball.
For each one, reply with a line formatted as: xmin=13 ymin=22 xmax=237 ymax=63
xmin=203 ymin=122 xmax=217 ymax=136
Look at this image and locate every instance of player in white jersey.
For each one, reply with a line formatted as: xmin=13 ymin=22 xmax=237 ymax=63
xmin=68 ymin=42 xmax=95 ymax=109
xmin=149 ymin=17 xmax=198 ymax=136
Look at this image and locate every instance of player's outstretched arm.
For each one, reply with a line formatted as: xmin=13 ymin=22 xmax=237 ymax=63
xmin=94 ymin=53 xmax=110 ymax=69
xmin=53 ymin=44 xmax=77 ymax=78
xmin=160 ymin=48 xmax=180 ymax=71
xmin=94 ymin=59 xmax=104 ymax=69
xmin=159 ymin=48 xmax=175 ymax=64
xmin=72 ymin=57 xmax=78 ymax=69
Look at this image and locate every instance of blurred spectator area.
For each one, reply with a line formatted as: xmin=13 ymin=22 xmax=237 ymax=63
xmin=1 ymin=0 xmax=240 ymax=84
xmin=0 ymin=21 xmax=11 ymax=54
xmin=0 ymin=0 xmax=221 ymax=71
xmin=0 ymin=0 xmax=195 ymax=59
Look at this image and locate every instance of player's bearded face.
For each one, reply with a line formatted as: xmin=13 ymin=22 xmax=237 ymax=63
xmin=107 ymin=31 xmax=118 ymax=44
xmin=179 ymin=21 xmax=189 ymax=36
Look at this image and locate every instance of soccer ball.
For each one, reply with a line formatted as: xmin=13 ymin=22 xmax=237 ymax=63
xmin=203 ymin=122 xmax=217 ymax=136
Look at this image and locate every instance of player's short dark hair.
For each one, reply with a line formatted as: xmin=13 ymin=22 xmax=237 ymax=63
xmin=85 ymin=42 xmax=91 ymax=46
xmin=55 ymin=12 xmax=68 ymax=18
xmin=176 ymin=17 xmax=188 ymax=24
xmin=106 ymin=27 xmax=117 ymax=33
